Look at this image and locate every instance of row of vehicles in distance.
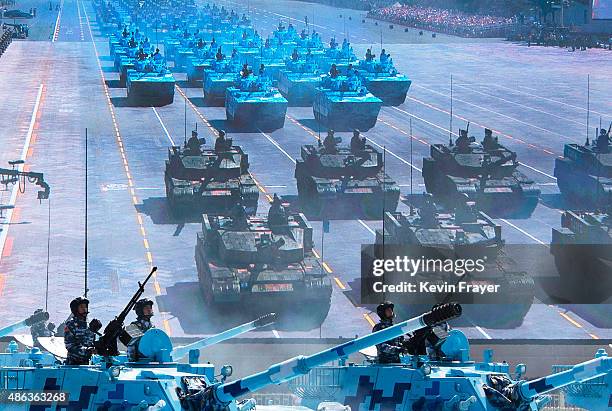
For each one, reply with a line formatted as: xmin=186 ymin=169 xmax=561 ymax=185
xmin=100 ymin=0 xmax=411 ymax=130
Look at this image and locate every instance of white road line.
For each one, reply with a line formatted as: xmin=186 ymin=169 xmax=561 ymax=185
xmin=52 ymin=0 xmax=64 ymax=42
xmin=460 ymin=78 xmax=611 ymax=119
xmin=465 ymin=317 xmax=492 ymax=339
xmin=272 ymin=329 xmax=280 ymax=338
xmin=152 ymin=107 xmax=175 ymax=146
xmin=414 ymin=84 xmax=576 ymax=142
xmin=259 ymin=129 xmax=296 ymax=164
xmin=0 ymin=84 xmax=44 ymax=261
xmin=453 ymin=83 xmax=585 ymax=128
xmin=518 ymin=162 xmax=556 ymax=180
xmin=358 ymin=219 xmax=375 ymax=235
xmin=366 ymin=138 xmax=421 ymax=171
xmin=499 ymin=219 xmax=546 ymax=245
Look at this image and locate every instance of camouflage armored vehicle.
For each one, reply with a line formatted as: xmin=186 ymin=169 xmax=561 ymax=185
xmin=550 ymin=210 xmax=612 ymax=327
xmin=295 ymin=131 xmax=399 ymax=217
xmin=422 ymin=127 xmax=540 ymax=217
xmin=357 ymin=49 xmax=411 ymax=106
xmin=225 ymin=70 xmax=288 ymax=130
xmin=164 ymin=130 xmax=259 ymax=216
xmin=277 ymin=53 xmax=321 ymax=106
xmin=374 ymin=196 xmax=535 ymax=327
xmin=313 ymin=68 xmax=382 ymax=131
xmin=554 ymin=125 xmax=612 ymax=207
xmin=203 ymin=53 xmax=242 ymax=105
xmin=195 ymin=201 xmax=332 ymax=322
xmin=126 ymin=57 xmax=175 ymax=106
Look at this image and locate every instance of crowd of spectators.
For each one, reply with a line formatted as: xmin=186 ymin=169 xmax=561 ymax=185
xmin=367 ymin=4 xmax=515 ymax=38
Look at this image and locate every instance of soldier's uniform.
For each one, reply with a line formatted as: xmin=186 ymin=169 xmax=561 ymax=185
xmin=124 ymin=299 xmax=155 ymax=362
xmin=64 ymin=297 xmax=98 ymax=366
xmin=373 ymin=301 xmax=404 ymax=364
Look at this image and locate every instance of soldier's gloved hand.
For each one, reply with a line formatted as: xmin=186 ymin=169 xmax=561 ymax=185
xmin=89 ymin=318 xmax=103 ymax=333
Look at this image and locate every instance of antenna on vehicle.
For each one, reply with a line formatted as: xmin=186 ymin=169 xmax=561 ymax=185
xmin=449 ymin=74 xmax=453 ymax=146
xmin=410 ymin=118 xmax=414 ymax=215
xmin=184 ymin=97 xmax=188 ymax=146
xmin=586 ymin=74 xmax=590 ymax=146
xmin=84 ymin=127 xmax=89 ymax=298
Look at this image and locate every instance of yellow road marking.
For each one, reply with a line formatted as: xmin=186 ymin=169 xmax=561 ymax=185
xmin=559 ymin=312 xmax=583 ymax=328
xmin=363 ymin=313 xmax=376 ymax=327
xmin=333 ymin=277 xmax=346 ymax=290
xmin=322 ymin=262 xmax=333 ymax=273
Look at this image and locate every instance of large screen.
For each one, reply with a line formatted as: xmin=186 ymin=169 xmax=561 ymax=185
xmin=592 ymin=0 xmax=612 ymax=19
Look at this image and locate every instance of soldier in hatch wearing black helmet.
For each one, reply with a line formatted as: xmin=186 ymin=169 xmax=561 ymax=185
xmin=372 ymin=301 xmax=405 ymax=364
xmin=64 ymin=297 xmax=102 ymax=365
xmin=122 ymin=298 xmax=155 ymax=361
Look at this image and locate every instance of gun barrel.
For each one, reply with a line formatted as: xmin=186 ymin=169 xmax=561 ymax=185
xmin=171 ymin=313 xmax=276 ymax=361
xmin=215 ymin=303 xmax=461 ymax=403
xmin=0 ymin=311 xmax=49 ymax=338
xmin=518 ymin=353 xmax=612 ymax=401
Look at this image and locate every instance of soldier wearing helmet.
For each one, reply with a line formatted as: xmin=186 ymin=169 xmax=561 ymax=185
xmin=122 ymin=298 xmax=155 ymax=362
xmin=372 ymin=301 xmax=405 ymax=364
xmin=64 ymin=297 xmax=102 ymax=365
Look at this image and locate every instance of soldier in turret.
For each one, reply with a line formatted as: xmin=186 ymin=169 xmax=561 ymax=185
xmin=291 ymin=48 xmax=299 ymax=61
xmin=329 ymin=63 xmax=339 ymax=78
xmin=268 ymin=193 xmax=288 ymax=226
xmin=122 ymin=298 xmax=155 ymax=361
xmin=214 ymin=130 xmax=231 ymax=152
xmin=379 ymin=49 xmax=389 ymax=64
xmin=323 ymin=130 xmax=340 ymax=153
xmin=350 ymin=129 xmax=366 ymax=152
xmin=240 ymin=63 xmax=251 ymax=78
xmin=373 ymin=301 xmax=404 ymax=364
xmin=185 ymin=129 xmax=204 ymax=155
xmin=482 ymin=128 xmax=499 ymax=151
xmin=215 ymin=46 xmax=224 ymax=61
xmin=64 ymin=297 xmax=102 ymax=365
xmin=330 ymin=37 xmax=338 ymax=49
xmin=596 ymin=127 xmax=610 ymax=152
xmin=455 ymin=129 xmax=471 ymax=153
xmin=230 ymin=202 xmax=249 ymax=228
xmin=365 ymin=48 xmax=375 ymax=62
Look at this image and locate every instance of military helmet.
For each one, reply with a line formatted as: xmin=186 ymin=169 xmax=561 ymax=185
xmin=70 ymin=297 xmax=89 ymax=316
xmin=134 ymin=298 xmax=154 ymax=317
xmin=376 ymin=301 xmax=394 ymax=320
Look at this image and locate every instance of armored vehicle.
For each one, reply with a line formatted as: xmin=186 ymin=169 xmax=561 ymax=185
xmin=357 ymin=50 xmax=411 ymax=106
xmin=195 ymin=205 xmax=331 ymax=322
xmin=422 ymin=128 xmax=540 ymax=217
xmin=225 ymin=72 xmax=288 ymax=130
xmin=553 ymin=352 xmax=612 ymax=411
xmin=203 ymin=56 xmax=242 ymax=105
xmin=164 ymin=131 xmax=259 ymax=216
xmin=318 ymin=38 xmax=357 ymax=73
xmin=554 ymin=125 xmax=612 ymax=207
xmin=550 ymin=210 xmax=612 ymax=327
xmin=291 ymin=321 xmax=612 ymax=411
xmin=313 ymin=70 xmax=382 ymax=131
xmin=277 ymin=55 xmax=321 ymax=106
xmin=186 ymin=45 xmax=216 ymax=83
xmin=375 ymin=197 xmax=535 ymax=327
xmin=126 ymin=58 xmax=175 ymax=106
xmin=295 ymin=133 xmax=399 ymax=218
xmin=0 ymin=304 xmax=461 ymax=410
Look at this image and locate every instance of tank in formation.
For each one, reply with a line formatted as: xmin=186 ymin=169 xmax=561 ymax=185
xmin=295 ymin=131 xmax=400 ymax=218
xmin=374 ymin=195 xmax=535 ymax=328
xmin=195 ymin=199 xmax=332 ymax=322
xmin=313 ymin=66 xmax=382 ymax=131
xmin=357 ymin=49 xmax=411 ymax=106
xmin=290 ymin=308 xmax=612 ymax=411
xmin=318 ymin=37 xmax=357 ymax=73
xmin=225 ymin=67 xmax=288 ymax=130
xmin=164 ymin=130 xmax=259 ymax=216
xmin=203 ymin=52 xmax=242 ymax=105
xmin=126 ymin=57 xmax=176 ymax=106
xmin=554 ymin=125 xmax=612 ymax=207
xmin=422 ymin=127 xmax=540 ymax=217
xmin=550 ymin=209 xmax=612 ymax=327
xmin=277 ymin=52 xmax=322 ymax=106
xmin=0 ymin=304 xmax=464 ymax=410
xmin=186 ymin=43 xmax=216 ymax=83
